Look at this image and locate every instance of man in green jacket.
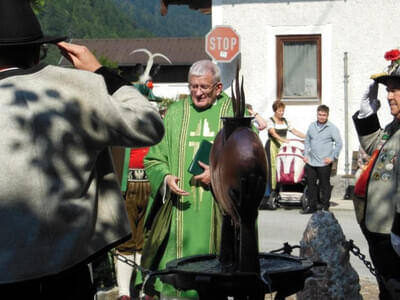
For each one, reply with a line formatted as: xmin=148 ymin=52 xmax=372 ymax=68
xmin=138 ymin=60 xmax=233 ymax=299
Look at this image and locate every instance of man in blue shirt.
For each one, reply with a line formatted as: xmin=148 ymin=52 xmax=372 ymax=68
xmin=302 ymin=105 xmax=342 ymax=214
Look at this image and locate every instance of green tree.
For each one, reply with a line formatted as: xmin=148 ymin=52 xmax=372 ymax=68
xmin=114 ymin=0 xmax=211 ymax=37
xmin=31 ymin=0 xmax=45 ymax=13
xmin=38 ymin=0 xmax=153 ymax=39
xmin=38 ymin=0 xmax=153 ymax=64
xmin=97 ymin=55 xmax=119 ymax=69
xmin=36 ymin=0 xmax=211 ymax=64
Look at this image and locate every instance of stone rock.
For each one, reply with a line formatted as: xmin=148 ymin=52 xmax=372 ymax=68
xmin=297 ymin=211 xmax=362 ymax=300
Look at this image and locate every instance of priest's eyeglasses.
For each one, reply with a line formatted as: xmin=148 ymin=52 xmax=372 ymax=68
xmin=189 ymin=82 xmax=218 ymax=93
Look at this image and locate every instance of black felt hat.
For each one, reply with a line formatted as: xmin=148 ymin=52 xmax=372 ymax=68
xmin=372 ymin=70 xmax=400 ymax=86
xmin=0 ymin=0 xmax=66 ymax=46
xmin=371 ymin=49 xmax=400 ymax=85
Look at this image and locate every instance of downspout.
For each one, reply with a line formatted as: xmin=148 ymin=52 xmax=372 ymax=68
xmin=343 ymin=52 xmax=350 ymax=193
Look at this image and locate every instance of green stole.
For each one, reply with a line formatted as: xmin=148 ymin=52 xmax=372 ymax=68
xmin=140 ymin=92 xmax=232 ymax=298
xmin=120 ymin=148 xmax=131 ymax=192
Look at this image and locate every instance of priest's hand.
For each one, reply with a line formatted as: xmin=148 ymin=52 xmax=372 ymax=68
xmin=166 ymin=174 xmax=189 ymax=196
xmin=194 ymin=161 xmax=211 ymax=185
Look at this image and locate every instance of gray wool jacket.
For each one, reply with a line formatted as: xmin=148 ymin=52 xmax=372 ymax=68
xmin=353 ymin=112 xmax=400 ymax=234
xmin=0 ymin=64 xmax=164 ymax=283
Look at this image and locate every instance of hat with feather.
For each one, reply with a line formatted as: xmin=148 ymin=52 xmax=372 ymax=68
xmin=371 ymin=48 xmax=400 ymax=85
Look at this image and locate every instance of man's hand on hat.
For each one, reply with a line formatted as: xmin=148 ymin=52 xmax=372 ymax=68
xmin=57 ymin=42 xmax=101 ymax=72
xmin=359 ymin=81 xmax=381 ymax=119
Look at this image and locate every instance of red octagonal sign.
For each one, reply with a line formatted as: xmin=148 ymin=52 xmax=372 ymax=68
xmin=206 ymin=26 xmax=240 ymax=63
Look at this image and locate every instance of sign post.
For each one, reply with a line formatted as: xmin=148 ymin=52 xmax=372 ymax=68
xmin=205 ymin=26 xmax=240 ymax=63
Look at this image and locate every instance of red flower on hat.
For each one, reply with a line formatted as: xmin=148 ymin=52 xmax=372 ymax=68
xmin=384 ymin=49 xmax=400 ymax=61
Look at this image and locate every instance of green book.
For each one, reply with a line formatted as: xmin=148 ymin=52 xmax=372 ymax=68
xmin=188 ymin=140 xmax=213 ymax=175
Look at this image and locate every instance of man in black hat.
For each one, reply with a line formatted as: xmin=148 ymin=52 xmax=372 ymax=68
xmin=0 ymin=0 xmax=164 ymax=299
xmin=353 ymin=48 xmax=400 ymax=300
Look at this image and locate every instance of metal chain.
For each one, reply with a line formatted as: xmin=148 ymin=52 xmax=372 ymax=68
xmin=112 ymin=239 xmax=376 ymax=279
xmin=110 ymin=250 xmax=177 ymax=300
xmin=269 ymin=240 xmax=376 ymax=277
xmin=110 ymin=250 xmax=151 ymax=276
xmin=269 ymin=242 xmax=300 ymax=255
xmin=343 ymin=239 xmax=376 ymax=277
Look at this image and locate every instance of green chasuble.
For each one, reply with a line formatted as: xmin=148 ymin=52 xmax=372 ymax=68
xmin=139 ymin=92 xmax=233 ymax=298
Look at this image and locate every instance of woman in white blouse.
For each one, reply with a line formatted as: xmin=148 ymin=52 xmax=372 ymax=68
xmin=265 ymin=100 xmax=305 ymax=196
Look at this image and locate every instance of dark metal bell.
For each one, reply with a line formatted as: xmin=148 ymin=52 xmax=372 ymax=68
xmin=209 ymin=67 xmax=268 ymax=274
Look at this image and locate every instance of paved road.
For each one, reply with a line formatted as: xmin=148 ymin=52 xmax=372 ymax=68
xmin=98 ymin=195 xmax=379 ymax=300
xmin=258 ymin=205 xmax=375 ymax=280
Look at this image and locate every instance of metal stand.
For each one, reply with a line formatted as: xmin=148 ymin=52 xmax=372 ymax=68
xmin=157 ymin=179 xmax=313 ymax=300
xmin=158 ymin=253 xmax=313 ymax=300
xmin=156 ymin=70 xmax=313 ymax=299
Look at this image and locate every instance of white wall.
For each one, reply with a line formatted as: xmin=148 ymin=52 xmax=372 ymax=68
xmin=153 ymin=83 xmax=189 ymax=100
xmin=211 ymin=0 xmax=400 ymax=174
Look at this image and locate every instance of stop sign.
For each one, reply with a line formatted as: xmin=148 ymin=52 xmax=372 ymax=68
xmin=206 ymin=26 xmax=240 ymax=63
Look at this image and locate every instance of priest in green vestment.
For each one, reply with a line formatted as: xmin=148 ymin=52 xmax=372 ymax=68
xmin=137 ymin=60 xmax=234 ymax=299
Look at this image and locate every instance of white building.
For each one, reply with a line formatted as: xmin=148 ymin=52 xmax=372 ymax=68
xmin=210 ymin=0 xmax=399 ymax=174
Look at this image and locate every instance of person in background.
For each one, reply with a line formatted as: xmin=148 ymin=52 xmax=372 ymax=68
xmin=135 ymin=60 xmax=235 ymax=299
xmin=302 ymin=105 xmax=342 ymax=214
xmin=353 ymin=48 xmax=400 ymax=300
xmin=158 ymin=105 xmax=168 ymax=119
xmin=354 ymin=146 xmax=370 ymax=181
xmin=113 ymin=80 xmax=164 ymax=300
xmin=245 ymin=103 xmax=267 ymax=131
xmin=265 ymin=100 xmax=305 ymax=201
xmin=115 ymin=147 xmax=150 ymax=300
xmin=0 ymin=1 xmax=164 ymax=299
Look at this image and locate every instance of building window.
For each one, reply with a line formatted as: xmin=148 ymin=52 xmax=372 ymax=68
xmin=276 ymin=35 xmax=321 ymax=103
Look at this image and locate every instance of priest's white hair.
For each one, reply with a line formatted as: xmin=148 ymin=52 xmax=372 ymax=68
xmin=188 ymin=59 xmax=221 ymax=83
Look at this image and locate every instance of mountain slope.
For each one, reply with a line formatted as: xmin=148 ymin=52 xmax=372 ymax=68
xmin=38 ymin=0 xmax=210 ymax=39
xmin=114 ymin=0 xmax=211 ymax=37
xmin=37 ymin=0 xmax=210 ymax=64
xmin=38 ymin=0 xmax=152 ymax=39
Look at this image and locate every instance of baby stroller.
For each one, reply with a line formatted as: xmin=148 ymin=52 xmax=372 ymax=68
xmin=264 ymin=139 xmax=309 ymax=210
